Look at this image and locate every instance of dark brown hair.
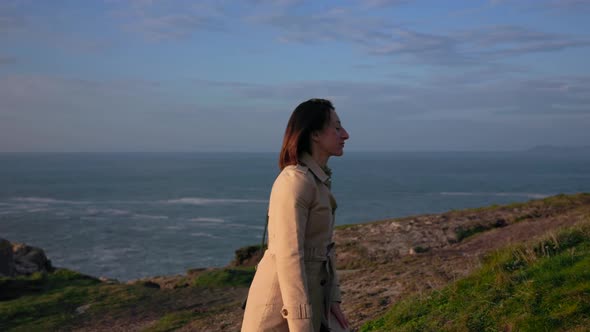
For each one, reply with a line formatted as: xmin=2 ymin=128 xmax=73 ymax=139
xmin=279 ymin=98 xmax=334 ymax=170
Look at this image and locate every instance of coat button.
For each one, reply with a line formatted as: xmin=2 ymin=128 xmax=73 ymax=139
xmin=320 ymin=279 xmax=327 ymax=286
xmin=281 ymin=308 xmax=288 ymax=317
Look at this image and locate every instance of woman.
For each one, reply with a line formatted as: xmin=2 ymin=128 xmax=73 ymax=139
xmin=242 ymin=99 xmax=350 ymax=332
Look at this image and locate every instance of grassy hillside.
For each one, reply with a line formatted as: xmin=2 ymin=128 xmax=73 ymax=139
xmin=360 ymin=220 xmax=590 ymax=332
xmin=0 ymin=267 xmax=253 ymax=331
xmin=2 ymin=193 xmax=589 ymax=331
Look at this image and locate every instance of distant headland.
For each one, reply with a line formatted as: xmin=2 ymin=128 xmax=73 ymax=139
xmin=525 ymin=145 xmax=590 ymax=154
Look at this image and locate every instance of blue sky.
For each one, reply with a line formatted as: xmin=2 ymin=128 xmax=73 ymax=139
xmin=1 ymin=0 xmax=589 ymax=152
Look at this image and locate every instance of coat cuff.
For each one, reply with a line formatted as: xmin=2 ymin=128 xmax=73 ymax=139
xmin=280 ymin=304 xmax=312 ymax=319
xmin=331 ymin=274 xmax=342 ymax=302
xmin=331 ymin=286 xmax=342 ymax=303
xmin=285 ymin=316 xmax=314 ymax=332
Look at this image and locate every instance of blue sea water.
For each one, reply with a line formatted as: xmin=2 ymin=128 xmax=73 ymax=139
xmin=1 ymin=151 xmax=589 ymax=280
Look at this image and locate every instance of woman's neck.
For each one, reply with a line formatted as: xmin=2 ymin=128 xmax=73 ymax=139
xmin=309 ymin=150 xmax=329 ymax=168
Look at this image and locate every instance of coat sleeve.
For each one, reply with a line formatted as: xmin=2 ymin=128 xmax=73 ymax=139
xmin=268 ymin=169 xmax=315 ymax=332
xmin=331 ymin=268 xmax=342 ymax=302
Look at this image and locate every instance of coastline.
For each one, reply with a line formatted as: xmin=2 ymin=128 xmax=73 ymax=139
xmin=3 ymin=150 xmax=589 ymax=282
xmin=2 ymin=193 xmax=590 ymax=331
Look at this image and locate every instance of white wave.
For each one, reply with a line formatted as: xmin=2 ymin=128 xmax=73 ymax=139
xmin=5 ymin=203 xmax=52 ymax=211
xmin=103 ymin=208 xmax=132 ymax=215
xmin=162 ymin=197 xmax=267 ymax=205
xmin=13 ymin=197 xmax=86 ymax=204
xmin=190 ymin=232 xmax=221 ymax=239
xmin=101 ymin=200 xmax=147 ymax=205
xmin=26 ymin=208 xmax=50 ymax=213
xmin=130 ymin=225 xmax=152 ymax=232
xmin=225 ymin=223 xmax=265 ymax=230
xmin=440 ymin=192 xmax=550 ymax=199
xmin=86 ymin=208 xmax=131 ymax=216
xmin=132 ymin=213 xmax=169 ymax=220
xmin=92 ymin=247 xmax=128 ymax=262
xmin=165 ymin=225 xmax=185 ymax=230
xmin=85 ymin=208 xmax=100 ymax=215
xmin=189 ymin=217 xmax=225 ymax=223
xmin=81 ymin=216 xmax=107 ymax=221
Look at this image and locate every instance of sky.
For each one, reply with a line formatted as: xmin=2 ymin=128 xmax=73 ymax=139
xmin=1 ymin=0 xmax=589 ymax=152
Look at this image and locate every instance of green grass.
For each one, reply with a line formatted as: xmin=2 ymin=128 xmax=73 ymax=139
xmin=360 ymin=221 xmax=590 ymax=332
xmin=0 ymin=269 xmax=100 ymax=331
xmin=143 ymin=310 xmax=204 ymax=332
xmin=191 ymin=267 xmax=255 ymax=288
xmin=0 ymin=269 xmax=99 ymax=301
xmin=0 ymin=269 xmax=163 ymax=331
xmin=0 ymin=266 xmax=254 ymax=331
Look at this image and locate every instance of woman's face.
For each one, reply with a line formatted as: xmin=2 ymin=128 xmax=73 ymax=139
xmin=314 ymin=110 xmax=350 ymax=157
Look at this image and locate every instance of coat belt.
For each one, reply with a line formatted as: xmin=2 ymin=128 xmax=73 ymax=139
xmin=303 ymin=242 xmax=334 ymax=262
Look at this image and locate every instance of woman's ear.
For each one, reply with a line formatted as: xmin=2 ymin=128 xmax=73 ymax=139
xmin=310 ymin=131 xmax=320 ymax=142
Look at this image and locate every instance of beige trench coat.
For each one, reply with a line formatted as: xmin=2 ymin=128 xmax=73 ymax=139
xmin=241 ymin=153 xmax=347 ymax=332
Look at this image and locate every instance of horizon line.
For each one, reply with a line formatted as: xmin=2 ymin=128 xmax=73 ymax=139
xmin=1 ymin=146 xmax=589 ymax=154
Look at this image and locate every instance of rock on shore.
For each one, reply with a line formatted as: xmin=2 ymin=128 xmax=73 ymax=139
xmin=0 ymin=238 xmax=53 ymax=277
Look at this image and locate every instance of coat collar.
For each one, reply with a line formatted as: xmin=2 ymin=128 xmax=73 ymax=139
xmin=300 ymin=152 xmax=330 ymax=185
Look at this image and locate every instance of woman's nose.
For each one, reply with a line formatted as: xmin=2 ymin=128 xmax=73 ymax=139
xmin=342 ymin=128 xmax=350 ymax=140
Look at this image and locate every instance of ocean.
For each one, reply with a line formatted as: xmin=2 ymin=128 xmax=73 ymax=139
xmin=1 ymin=151 xmax=589 ymax=280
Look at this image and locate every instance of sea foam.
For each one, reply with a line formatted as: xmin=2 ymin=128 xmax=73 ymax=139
xmin=163 ymin=197 xmax=266 ymax=205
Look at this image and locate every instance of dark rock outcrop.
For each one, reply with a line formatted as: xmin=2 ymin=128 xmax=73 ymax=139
xmin=0 ymin=238 xmax=15 ymax=276
xmin=0 ymin=238 xmax=53 ymax=277
xmin=229 ymin=244 xmax=264 ymax=267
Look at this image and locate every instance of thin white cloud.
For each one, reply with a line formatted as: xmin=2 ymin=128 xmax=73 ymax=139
xmin=0 ymin=75 xmax=165 ymax=117
xmin=192 ymin=79 xmax=264 ymax=89
xmin=0 ymin=55 xmax=17 ymax=65
xmin=3 ymin=71 xmax=588 ymax=123
xmin=368 ymin=28 xmax=478 ymax=66
xmin=105 ymin=1 xmax=590 ymax=66
xmin=252 ymin=6 xmax=396 ymax=45
xmin=459 ymin=25 xmax=590 ymax=59
xmin=464 ymin=25 xmax=556 ymax=46
xmin=188 ymin=73 xmax=590 ymax=120
xmin=134 ymin=13 xmax=222 ymax=40
xmin=248 ymin=0 xmax=304 ymax=6
xmin=552 ymin=103 xmax=590 ymax=111
xmin=252 ymin=4 xmax=590 ymax=67
xmin=0 ymin=1 xmax=26 ymax=32
xmin=427 ymin=63 xmax=530 ymax=86
xmin=484 ymin=0 xmax=590 ymax=11
xmin=0 ymin=14 xmax=24 ymax=31
xmin=0 ymin=1 xmax=114 ymax=54
xmin=360 ymin=0 xmax=413 ymax=8
xmin=110 ymin=0 xmax=228 ymax=41
xmin=545 ymin=0 xmax=590 ymax=9
xmin=1 ymin=72 xmax=589 ymax=151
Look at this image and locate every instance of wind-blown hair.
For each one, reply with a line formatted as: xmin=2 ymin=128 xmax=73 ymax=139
xmin=279 ymin=98 xmax=334 ymax=170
